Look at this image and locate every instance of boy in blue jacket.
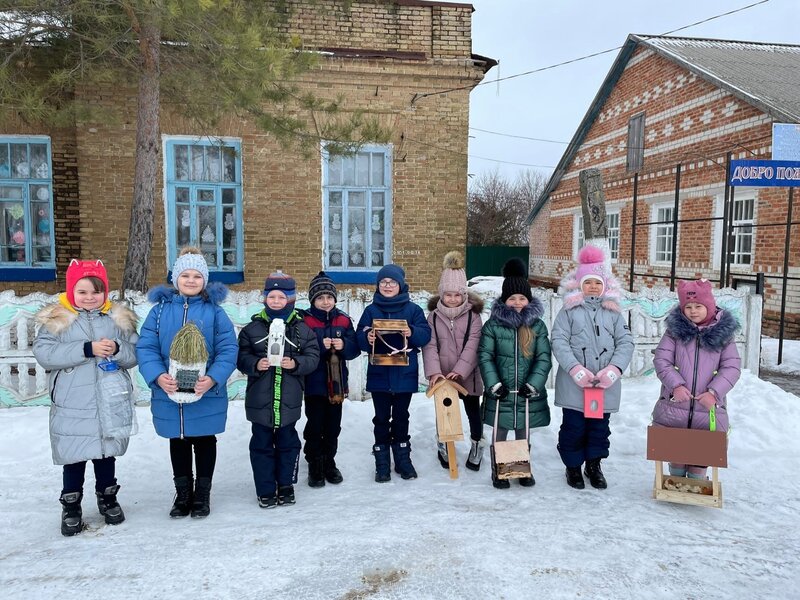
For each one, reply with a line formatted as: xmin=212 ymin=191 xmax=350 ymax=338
xmin=356 ymin=265 xmax=431 ymax=482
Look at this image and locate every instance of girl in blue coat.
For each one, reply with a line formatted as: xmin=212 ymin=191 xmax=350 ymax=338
xmin=356 ymin=264 xmax=431 ymax=482
xmin=136 ymin=248 xmax=238 ymax=519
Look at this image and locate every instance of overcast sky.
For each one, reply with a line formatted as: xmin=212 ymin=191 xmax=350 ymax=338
xmin=464 ymin=0 xmax=799 ymax=181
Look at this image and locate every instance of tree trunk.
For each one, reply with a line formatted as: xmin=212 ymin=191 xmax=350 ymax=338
xmin=122 ymin=14 xmax=161 ymax=294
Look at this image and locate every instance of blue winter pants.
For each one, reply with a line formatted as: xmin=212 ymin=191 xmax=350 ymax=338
xmin=249 ymin=422 xmax=301 ymax=496
xmin=62 ymin=457 xmax=116 ymax=495
xmin=371 ymin=391 xmax=412 ymax=446
xmin=557 ymin=408 xmax=611 ymax=468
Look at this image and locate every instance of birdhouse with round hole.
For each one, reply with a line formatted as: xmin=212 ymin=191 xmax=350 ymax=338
xmin=426 ymin=379 xmax=467 ymax=442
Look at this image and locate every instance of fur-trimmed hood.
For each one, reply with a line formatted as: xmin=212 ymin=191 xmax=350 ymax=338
xmin=665 ymin=307 xmax=739 ymax=350
xmin=147 ymin=281 xmax=229 ymax=305
xmin=427 ymin=290 xmax=484 ymax=314
xmin=489 ymin=296 xmax=544 ymax=329
xmin=36 ymin=301 xmax=138 ymax=336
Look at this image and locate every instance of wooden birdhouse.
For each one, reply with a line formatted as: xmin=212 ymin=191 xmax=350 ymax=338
xmin=426 ymin=379 xmax=467 ymax=479
xmin=369 ymin=319 xmax=410 ymax=366
xmin=647 ymin=426 xmax=727 ymax=508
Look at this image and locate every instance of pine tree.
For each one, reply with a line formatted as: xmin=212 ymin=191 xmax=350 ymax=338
xmin=0 ymin=0 xmax=386 ymax=291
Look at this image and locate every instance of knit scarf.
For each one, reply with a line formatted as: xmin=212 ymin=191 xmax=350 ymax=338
xmin=371 ymin=290 xmax=410 ymax=311
xmin=261 ymin=304 xmax=295 ymax=321
xmin=436 ymin=297 xmax=471 ymax=320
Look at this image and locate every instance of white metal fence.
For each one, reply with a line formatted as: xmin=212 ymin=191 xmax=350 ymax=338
xmin=0 ymin=285 xmax=761 ymax=408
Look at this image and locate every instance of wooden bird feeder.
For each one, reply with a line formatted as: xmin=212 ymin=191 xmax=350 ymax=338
xmin=426 ymin=379 xmax=467 ymax=479
xmin=647 ymin=425 xmax=727 ymax=508
xmin=369 ymin=319 xmax=410 ymax=366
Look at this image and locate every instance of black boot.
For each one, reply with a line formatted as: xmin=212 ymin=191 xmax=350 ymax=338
xmin=392 ymin=441 xmax=418 ymax=480
xmin=373 ymin=444 xmax=391 ymax=483
xmin=96 ymin=484 xmax=125 ymax=525
xmin=277 ymin=485 xmax=296 ymax=506
xmin=566 ymin=466 xmax=585 ymax=489
xmin=191 ymin=477 xmax=212 ymax=518
xmin=584 ymin=458 xmax=607 ymax=489
xmin=60 ymin=492 xmax=83 ymax=536
xmin=169 ymin=476 xmax=194 ymax=518
xmin=323 ymin=457 xmax=343 ymax=484
xmin=491 ymin=476 xmax=510 ymax=489
xmin=307 ymin=456 xmax=326 ymax=488
xmin=518 ymin=476 xmax=535 ymax=487
xmin=437 ymin=442 xmax=449 ymax=469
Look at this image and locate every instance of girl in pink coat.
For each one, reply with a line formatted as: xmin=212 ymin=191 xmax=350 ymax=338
xmin=652 ymin=279 xmax=741 ymax=479
xmin=422 ymin=252 xmax=485 ymax=471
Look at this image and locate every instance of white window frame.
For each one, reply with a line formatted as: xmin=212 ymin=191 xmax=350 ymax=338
xmin=607 ymin=210 xmax=620 ymax=262
xmin=712 ymin=190 xmax=757 ymax=270
xmin=321 ymin=144 xmax=392 ymax=274
xmin=649 ymin=202 xmax=675 ymax=265
xmin=573 ymin=210 xmax=620 ymax=262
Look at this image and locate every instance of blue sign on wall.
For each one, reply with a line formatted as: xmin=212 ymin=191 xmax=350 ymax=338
xmin=729 ymin=159 xmax=800 ymax=187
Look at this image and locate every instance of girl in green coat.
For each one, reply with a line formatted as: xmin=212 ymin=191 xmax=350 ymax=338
xmin=478 ymin=258 xmax=552 ymax=489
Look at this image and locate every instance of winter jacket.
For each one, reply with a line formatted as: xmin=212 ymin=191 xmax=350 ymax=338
xmin=422 ymin=292 xmax=484 ymax=396
xmin=33 ymin=297 xmax=139 ymax=465
xmin=478 ymin=299 xmax=551 ymax=430
xmin=136 ymin=283 xmax=238 ymax=438
xmin=652 ymin=307 xmax=740 ymax=432
xmin=299 ymin=307 xmax=360 ymax=398
xmin=551 ymin=296 xmax=634 ymax=414
xmin=356 ymin=299 xmax=432 ymax=394
xmin=238 ymin=309 xmax=320 ymax=428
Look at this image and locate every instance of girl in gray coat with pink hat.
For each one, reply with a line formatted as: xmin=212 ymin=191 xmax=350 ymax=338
xmin=652 ymin=279 xmax=741 ymax=479
xmin=423 ymin=251 xmax=485 ymax=471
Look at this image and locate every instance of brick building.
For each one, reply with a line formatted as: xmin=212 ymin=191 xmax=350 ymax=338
xmin=527 ymin=35 xmax=800 ymax=336
xmin=0 ymin=0 xmax=494 ymax=294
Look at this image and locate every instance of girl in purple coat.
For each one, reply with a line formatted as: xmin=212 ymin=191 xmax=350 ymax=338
xmin=652 ymin=279 xmax=741 ymax=479
xmin=422 ymin=252 xmax=485 ymax=471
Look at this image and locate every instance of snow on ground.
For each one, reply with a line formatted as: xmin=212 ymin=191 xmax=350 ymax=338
xmin=761 ymin=337 xmax=800 ymax=375
xmin=1 ymin=371 xmax=798 ymax=600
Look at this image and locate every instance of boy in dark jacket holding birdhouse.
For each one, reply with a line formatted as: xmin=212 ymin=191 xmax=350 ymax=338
xmin=237 ymin=271 xmax=320 ymax=508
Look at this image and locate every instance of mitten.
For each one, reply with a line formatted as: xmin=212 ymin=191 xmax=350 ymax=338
xmin=670 ymin=385 xmax=692 ymax=403
xmin=518 ymin=383 xmax=538 ymax=399
xmin=595 ymin=365 xmax=622 ymax=389
xmin=490 ymin=383 xmax=509 ymax=400
xmin=569 ymin=365 xmax=595 ymax=388
xmin=695 ymin=390 xmax=716 ymax=410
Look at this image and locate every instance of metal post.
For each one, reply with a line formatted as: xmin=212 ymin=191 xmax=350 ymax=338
xmin=629 ymin=172 xmax=638 ymax=293
xmin=777 ymin=187 xmax=794 ymax=366
xmin=669 ymin=164 xmax=681 ymax=291
xmin=720 ymin=152 xmax=732 ymax=286
xmin=725 ymin=184 xmax=736 ymax=289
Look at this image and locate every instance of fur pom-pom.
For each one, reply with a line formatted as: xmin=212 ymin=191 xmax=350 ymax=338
xmin=578 ymin=244 xmax=605 ymax=265
xmin=442 ymin=251 xmax=464 ymax=270
xmin=501 ymin=257 xmax=527 ymax=278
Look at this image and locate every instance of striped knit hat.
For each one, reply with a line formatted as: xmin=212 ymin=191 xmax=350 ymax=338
xmin=309 ymin=271 xmax=337 ymax=304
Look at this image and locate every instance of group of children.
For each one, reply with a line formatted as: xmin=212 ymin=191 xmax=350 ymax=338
xmin=33 ymin=244 xmax=741 ymax=536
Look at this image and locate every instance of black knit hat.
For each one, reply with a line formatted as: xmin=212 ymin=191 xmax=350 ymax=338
xmin=309 ymin=271 xmax=337 ymax=304
xmin=500 ymin=257 xmax=532 ymax=302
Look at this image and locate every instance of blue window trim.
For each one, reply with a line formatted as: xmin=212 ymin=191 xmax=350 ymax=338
xmin=0 ymin=267 xmax=56 ymax=282
xmin=163 ymin=137 xmax=243 ymax=274
xmin=166 ymin=270 xmax=244 ymax=285
xmin=322 ymin=144 xmax=392 ymax=274
xmin=0 ymin=136 xmax=55 ymax=273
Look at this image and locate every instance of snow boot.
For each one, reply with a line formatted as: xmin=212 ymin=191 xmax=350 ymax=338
xmin=584 ymin=458 xmax=607 ymax=489
xmin=465 ymin=437 xmax=485 ymax=471
xmin=60 ymin=492 xmax=84 ymax=536
xmin=323 ymin=457 xmax=344 ymax=484
xmin=491 ymin=475 xmax=510 ymax=489
xmin=567 ymin=466 xmax=586 ymax=490
xmin=258 ymin=494 xmax=278 ymax=509
xmin=96 ymin=484 xmax=125 ymax=525
xmin=392 ymin=441 xmax=418 ymax=480
xmin=308 ymin=456 xmax=326 ymax=488
xmin=518 ymin=476 xmax=535 ymax=487
xmin=169 ymin=476 xmax=194 ymax=518
xmin=277 ymin=485 xmax=296 ymax=506
xmin=437 ymin=442 xmax=449 ymax=469
xmin=191 ymin=477 xmax=212 ymax=518
xmin=373 ymin=444 xmax=391 ymax=483
xmin=565 ymin=466 xmax=585 ymax=489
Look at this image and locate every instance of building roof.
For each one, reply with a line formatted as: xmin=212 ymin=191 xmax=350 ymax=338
xmin=526 ymin=34 xmax=800 ymax=224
